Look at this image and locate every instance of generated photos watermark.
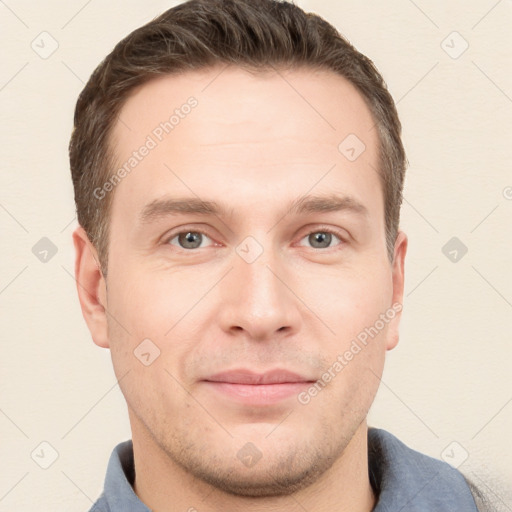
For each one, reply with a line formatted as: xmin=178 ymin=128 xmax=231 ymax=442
xmin=93 ymin=96 xmax=198 ymax=200
xmin=298 ymin=302 xmax=402 ymax=405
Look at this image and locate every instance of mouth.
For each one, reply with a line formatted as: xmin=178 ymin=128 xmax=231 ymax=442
xmin=201 ymin=369 xmax=316 ymax=405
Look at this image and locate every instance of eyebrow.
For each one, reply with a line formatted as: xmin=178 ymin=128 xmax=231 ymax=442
xmin=139 ymin=193 xmax=369 ymax=225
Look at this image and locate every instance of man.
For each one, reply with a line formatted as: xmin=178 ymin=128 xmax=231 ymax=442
xmin=69 ymin=0 xmax=492 ymax=510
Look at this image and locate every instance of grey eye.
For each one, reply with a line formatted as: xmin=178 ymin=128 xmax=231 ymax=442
xmin=306 ymin=232 xmax=336 ymax=249
xmin=170 ymin=231 xmax=211 ymax=249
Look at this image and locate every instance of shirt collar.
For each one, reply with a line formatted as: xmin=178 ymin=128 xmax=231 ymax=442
xmin=368 ymin=427 xmax=478 ymax=511
xmin=95 ymin=440 xmax=150 ymax=512
xmin=95 ymin=428 xmax=478 ymax=511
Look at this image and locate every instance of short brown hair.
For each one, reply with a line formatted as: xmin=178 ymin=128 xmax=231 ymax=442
xmin=69 ymin=0 xmax=406 ymax=274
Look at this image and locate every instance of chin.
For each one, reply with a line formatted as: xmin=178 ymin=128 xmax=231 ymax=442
xmin=187 ymin=457 xmax=333 ymax=498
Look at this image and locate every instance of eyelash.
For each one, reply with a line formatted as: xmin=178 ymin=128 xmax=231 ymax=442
xmin=164 ymin=226 xmax=347 ymax=251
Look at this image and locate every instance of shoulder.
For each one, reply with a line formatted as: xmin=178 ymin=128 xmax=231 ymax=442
xmin=87 ymin=494 xmax=110 ymax=512
xmin=368 ymin=427 xmax=481 ymax=511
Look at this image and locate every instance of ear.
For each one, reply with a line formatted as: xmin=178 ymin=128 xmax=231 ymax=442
xmin=386 ymin=230 xmax=408 ymax=351
xmin=72 ymin=226 xmax=109 ymax=348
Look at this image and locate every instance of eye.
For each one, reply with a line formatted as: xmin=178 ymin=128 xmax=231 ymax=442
xmin=164 ymin=227 xmax=345 ymax=251
xmin=298 ymin=229 xmax=344 ymax=249
xmin=167 ymin=230 xmax=214 ymax=250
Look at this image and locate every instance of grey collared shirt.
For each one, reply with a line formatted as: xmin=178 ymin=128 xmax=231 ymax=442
xmin=88 ymin=427 xmax=481 ymax=511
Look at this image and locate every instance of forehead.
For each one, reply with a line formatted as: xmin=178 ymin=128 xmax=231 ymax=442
xmin=108 ymin=66 xmax=381 ymax=226
xmin=113 ymin=65 xmax=378 ymax=149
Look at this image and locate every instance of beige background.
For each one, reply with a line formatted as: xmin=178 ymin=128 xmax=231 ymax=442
xmin=1 ymin=0 xmax=511 ymax=510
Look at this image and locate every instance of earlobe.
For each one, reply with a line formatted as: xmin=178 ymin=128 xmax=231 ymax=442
xmin=72 ymin=226 xmax=110 ymax=348
xmin=386 ymin=230 xmax=408 ymax=351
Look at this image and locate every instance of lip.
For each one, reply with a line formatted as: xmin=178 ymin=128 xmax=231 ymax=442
xmin=202 ymin=369 xmax=315 ymax=405
xmin=205 ymin=369 xmax=313 ymax=385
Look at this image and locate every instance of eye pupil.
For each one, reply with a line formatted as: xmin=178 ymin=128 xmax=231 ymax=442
xmin=179 ymin=231 xmax=202 ymax=249
xmin=309 ymin=232 xmax=332 ymax=249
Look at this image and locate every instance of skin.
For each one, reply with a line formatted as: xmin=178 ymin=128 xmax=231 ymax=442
xmin=74 ymin=66 xmax=407 ymax=512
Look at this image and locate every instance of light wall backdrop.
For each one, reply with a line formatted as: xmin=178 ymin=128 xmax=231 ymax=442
xmin=1 ymin=1 xmax=511 ymax=510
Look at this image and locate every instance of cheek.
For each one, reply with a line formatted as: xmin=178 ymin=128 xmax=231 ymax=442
xmin=106 ymin=269 xmax=204 ymax=379
xmin=320 ymin=323 xmax=387 ymax=415
xmin=108 ymin=268 xmax=188 ymax=337
xmin=309 ymin=267 xmax=392 ymax=336
xmin=104 ymin=273 xmax=190 ymax=422
xmin=305 ymin=267 xmax=391 ymax=401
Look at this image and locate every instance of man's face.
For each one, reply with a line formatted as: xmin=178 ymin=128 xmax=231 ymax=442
xmin=85 ymin=66 xmax=406 ymax=496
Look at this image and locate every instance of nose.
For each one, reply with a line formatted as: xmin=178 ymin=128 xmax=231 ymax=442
xmin=217 ymin=243 xmax=302 ymax=342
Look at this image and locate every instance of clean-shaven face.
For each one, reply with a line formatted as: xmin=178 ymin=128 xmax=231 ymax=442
xmin=102 ymin=66 xmax=405 ymax=497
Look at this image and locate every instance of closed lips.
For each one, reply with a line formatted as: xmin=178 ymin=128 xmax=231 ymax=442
xmin=203 ymin=369 xmax=315 ymax=385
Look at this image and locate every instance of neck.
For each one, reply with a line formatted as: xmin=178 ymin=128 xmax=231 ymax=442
xmin=131 ymin=415 xmax=376 ymax=512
